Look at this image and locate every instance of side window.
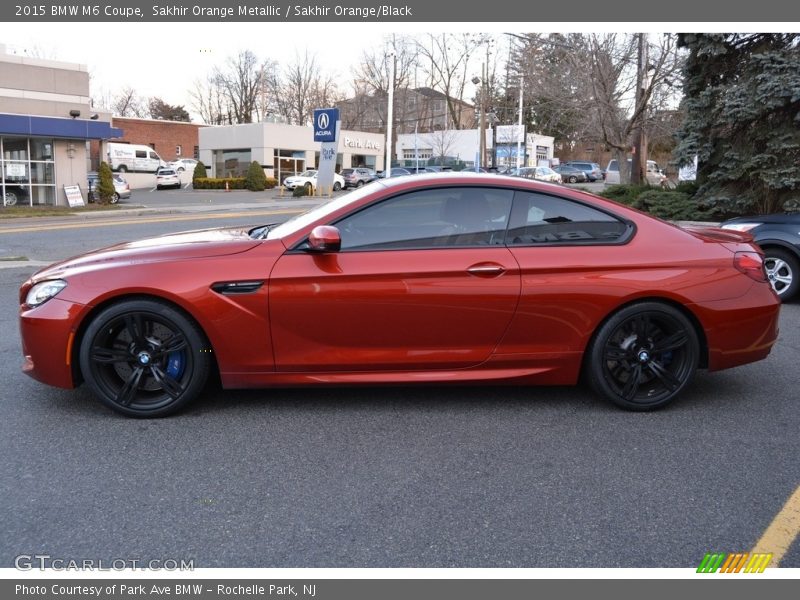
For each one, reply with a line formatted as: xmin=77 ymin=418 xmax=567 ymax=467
xmin=507 ymin=192 xmax=630 ymax=245
xmin=336 ymin=187 xmax=513 ymax=250
xmin=135 ymin=150 xmax=147 ymax=159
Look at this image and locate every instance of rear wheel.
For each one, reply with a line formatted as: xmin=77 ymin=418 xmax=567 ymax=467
xmin=79 ymin=299 xmax=211 ymax=417
xmin=763 ymin=248 xmax=799 ymax=301
xmin=304 ymin=182 xmax=313 ymax=195
xmin=356 ymin=180 xmax=364 ymax=188
xmin=117 ymin=165 xmax=128 ymax=173
xmin=587 ymin=302 xmax=699 ymax=411
xmin=3 ymin=191 xmax=17 ymax=206
xmin=333 ymin=181 xmax=342 ymax=191
xmin=110 ymin=192 xmax=120 ymax=204
xmin=568 ymin=176 xmax=578 ymax=183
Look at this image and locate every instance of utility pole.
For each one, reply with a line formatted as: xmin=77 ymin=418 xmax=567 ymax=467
xmin=385 ymin=51 xmax=395 ymax=178
xmin=630 ymin=33 xmax=648 ymax=185
xmin=478 ymin=62 xmax=486 ymax=169
xmin=516 ymin=73 xmax=524 ymax=170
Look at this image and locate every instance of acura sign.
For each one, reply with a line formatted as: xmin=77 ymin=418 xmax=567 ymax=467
xmin=314 ymin=108 xmax=339 ymax=142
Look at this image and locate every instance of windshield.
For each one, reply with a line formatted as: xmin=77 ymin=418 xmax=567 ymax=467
xmin=298 ymin=170 xmax=317 ymax=177
xmin=266 ymin=182 xmax=385 ymax=240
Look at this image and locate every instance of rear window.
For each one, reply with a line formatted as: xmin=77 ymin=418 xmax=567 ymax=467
xmin=158 ymin=169 xmax=176 ymax=176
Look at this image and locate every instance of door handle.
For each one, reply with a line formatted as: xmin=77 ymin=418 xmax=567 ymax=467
xmin=467 ymin=264 xmax=506 ymax=277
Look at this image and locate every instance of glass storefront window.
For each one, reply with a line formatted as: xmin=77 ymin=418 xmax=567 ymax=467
xmin=2 ymin=137 xmax=56 ymax=206
xmin=213 ymin=149 xmax=251 ymax=178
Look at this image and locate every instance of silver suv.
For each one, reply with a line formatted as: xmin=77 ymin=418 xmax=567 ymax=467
xmin=342 ymin=167 xmax=377 ymax=188
xmin=605 ymin=159 xmax=666 ymax=186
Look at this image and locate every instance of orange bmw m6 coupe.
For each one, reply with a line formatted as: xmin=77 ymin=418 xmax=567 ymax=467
xmin=19 ymin=173 xmax=780 ymax=417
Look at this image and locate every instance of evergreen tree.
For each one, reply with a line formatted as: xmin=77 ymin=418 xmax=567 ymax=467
xmin=192 ymin=161 xmax=207 ymax=186
xmin=674 ymin=34 xmax=800 ymax=214
xmin=244 ymin=161 xmax=267 ymax=191
xmin=96 ymin=162 xmax=116 ymax=204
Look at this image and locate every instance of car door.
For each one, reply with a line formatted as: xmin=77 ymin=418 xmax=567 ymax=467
xmin=269 ymin=186 xmax=521 ymax=372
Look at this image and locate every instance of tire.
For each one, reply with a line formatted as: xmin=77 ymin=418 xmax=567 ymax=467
xmin=79 ymin=299 xmax=211 ymax=417
xmin=4 ymin=191 xmax=17 ymax=206
xmin=356 ymin=180 xmax=364 ymax=188
xmin=333 ymin=181 xmax=342 ymax=191
xmin=568 ymin=176 xmax=578 ymax=183
xmin=764 ymin=248 xmax=799 ymax=301
xmin=117 ymin=165 xmax=128 ymax=173
xmin=304 ymin=182 xmax=313 ymax=194
xmin=110 ymin=192 xmax=119 ymax=204
xmin=586 ymin=302 xmax=699 ymax=411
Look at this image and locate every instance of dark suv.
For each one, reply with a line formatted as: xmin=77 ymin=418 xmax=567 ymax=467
xmin=341 ymin=167 xmax=377 ymax=188
xmin=564 ymin=161 xmax=603 ymax=182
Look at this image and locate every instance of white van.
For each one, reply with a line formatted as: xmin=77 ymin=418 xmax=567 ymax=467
xmin=605 ymin=158 xmax=666 ymax=186
xmin=107 ymin=143 xmax=166 ymax=173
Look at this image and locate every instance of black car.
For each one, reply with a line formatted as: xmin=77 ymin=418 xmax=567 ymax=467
xmin=721 ymin=213 xmax=800 ymax=301
xmin=553 ymin=165 xmax=589 ymax=183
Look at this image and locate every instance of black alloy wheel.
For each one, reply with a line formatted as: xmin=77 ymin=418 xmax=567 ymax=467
xmin=79 ymin=299 xmax=210 ymax=417
xmin=587 ymin=302 xmax=699 ymax=410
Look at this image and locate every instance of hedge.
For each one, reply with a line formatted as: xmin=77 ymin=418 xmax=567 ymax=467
xmin=192 ymin=177 xmax=279 ymax=190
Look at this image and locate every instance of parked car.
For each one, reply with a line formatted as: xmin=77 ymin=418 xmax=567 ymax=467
xmin=511 ymin=166 xmax=562 ymax=183
xmin=170 ymin=158 xmax=199 ymax=173
xmin=18 ymin=173 xmax=780 ymax=417
xmin=605 ymin=159 xmax=667 ymax=186
xmin=155 ymin=168 xmax=181 ymax=190
xmin=564 ymin=161 xmax=604 ymax=182
xmin=553 ymin=165 xmax=589 ymax=183
xmin=283 ymin=170 xmax=344 ymax=193
xmin=2 ymin=183 xmax=27 ymax=206
xmin=721 ymin=213 xmax=800 ymax=301
xmin=388 ymin=168 xmax=412 ymax=177
xmin=341 ymin=167 xmax=377 ymax=188
xmin=87 ymin=171 xmax=131 ymax=203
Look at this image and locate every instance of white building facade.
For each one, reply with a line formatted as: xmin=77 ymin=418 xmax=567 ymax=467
xmin=199 ymin=123 xmax=385 ymax=182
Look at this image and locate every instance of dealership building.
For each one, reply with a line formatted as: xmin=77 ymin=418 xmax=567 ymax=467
xmin=0 ymin=45 xmax=121 ymax=206
xmin=199 ymin=122 xmax=385 ymax=181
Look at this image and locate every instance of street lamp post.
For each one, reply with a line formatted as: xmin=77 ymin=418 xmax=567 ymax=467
xmin=472 ymin=65 xmax=487 ymax=170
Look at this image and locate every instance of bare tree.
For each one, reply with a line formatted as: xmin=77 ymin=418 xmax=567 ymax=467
xmin=110 ymin=87 xmax=147 ymax=118
xmin=273 ymin=51 xmax=341 ymax=126
xmin=213 ymin=50 xmax=272 ymax=124
xmin=421 ymin=128 xmax=460 ymax=163
xmin=417 ymin=33 xmax=485 ymax=129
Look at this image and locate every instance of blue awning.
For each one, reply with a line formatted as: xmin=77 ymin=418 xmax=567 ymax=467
xmin=0 ymin=113 xmax=123 ymax=140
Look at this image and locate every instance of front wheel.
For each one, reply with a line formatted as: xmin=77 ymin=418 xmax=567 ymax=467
xmin=110 ymin=192 xmax=120 ymax=204
xmin=586 ymin=302 xmax=699 ymax=411
xmin=117 ymin=165 xmax=127 ymax=173
xmin=568 ymin=176 xmax=578 ymax=183
xmin=764 ymin=248 xmax=799 ymax=301
xmin=3 ymin=191 xmax=17 ymax=206
xmin=79 ymin=299 xmax=211 ymax=417
xmin=304 ymin=182 xmax=313 ymax=195
xmin=333 ymin=181 xmax=342 ymax=191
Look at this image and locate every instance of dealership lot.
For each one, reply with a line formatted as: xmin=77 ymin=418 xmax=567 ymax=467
xmin=0 ymin=206 xmax=798 ymax=568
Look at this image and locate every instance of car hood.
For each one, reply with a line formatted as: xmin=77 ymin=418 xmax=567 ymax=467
xmin=30 ymin=227 xmax=262 ymax=282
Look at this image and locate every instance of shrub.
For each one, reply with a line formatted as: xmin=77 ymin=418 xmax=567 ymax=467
xmin=633 ymin=190 xmax=712 ymax=221
xmin=192 ymin=177 xmax=246 ymax=190
xmin=292 ymin=186 xmax=308 ymax=198
xmin=245 ymin=161 xmax=268 ymax=192
xmin=264 ymin=177 xmax=278 ymax=189
xmin=95 ymin=162 xmax=116 ymax=205
xmin=192 ymin=161 xmax=207 ymax=186
xmin=597 ymin=184 xmax=652 ymax=206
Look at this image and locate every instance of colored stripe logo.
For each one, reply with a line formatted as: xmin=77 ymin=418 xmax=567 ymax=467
xmin=697 ymin=552 xmax=773 ymax=573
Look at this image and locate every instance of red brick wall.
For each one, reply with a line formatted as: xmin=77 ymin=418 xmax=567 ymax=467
xmin=90 ymin=118 xmax=205 ymax=167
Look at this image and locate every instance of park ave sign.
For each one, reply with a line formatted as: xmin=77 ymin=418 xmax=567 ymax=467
xmin=343 ymin=136 xmax=381 ymax=150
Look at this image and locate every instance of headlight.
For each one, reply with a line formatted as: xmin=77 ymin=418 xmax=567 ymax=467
xmin=721 ymin=222 xmax=761 ymax=232
xmin=25 ymin=280 xmax=67 ymax=307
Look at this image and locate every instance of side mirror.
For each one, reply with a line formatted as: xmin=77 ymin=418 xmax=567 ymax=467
xmin=307 ymin=225 xmax=341 ymax=253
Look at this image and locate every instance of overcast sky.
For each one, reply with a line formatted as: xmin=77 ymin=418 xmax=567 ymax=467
xmin=3 ymin=22 xmax=788 ymax=123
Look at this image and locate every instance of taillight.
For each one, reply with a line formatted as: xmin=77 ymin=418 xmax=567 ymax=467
xmin=734 ymin=251 xmax=767 ymax=282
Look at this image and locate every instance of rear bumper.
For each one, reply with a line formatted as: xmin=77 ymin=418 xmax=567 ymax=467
xmin=691 ymin=283 xmax=781 ymax=372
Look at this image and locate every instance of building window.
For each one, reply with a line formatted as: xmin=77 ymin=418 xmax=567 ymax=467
xmin=1 ymin=136 xmax=56 ymax=206
xmin=213 ymin=148 xmax=251 ymax=178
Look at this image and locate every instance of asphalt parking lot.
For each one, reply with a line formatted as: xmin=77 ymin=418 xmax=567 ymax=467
xmin=0 ymin=200 xmax=797 ymax=569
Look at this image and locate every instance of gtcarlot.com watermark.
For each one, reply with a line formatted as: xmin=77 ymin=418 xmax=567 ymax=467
xmin=14 ymin=554 xmax=194 ymax=571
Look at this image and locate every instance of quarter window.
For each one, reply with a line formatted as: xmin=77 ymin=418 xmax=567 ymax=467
xmin=507 ymin=192 xmax=630 ymax=245
xmin=336 ymin=187 xmax=513 ymax=250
